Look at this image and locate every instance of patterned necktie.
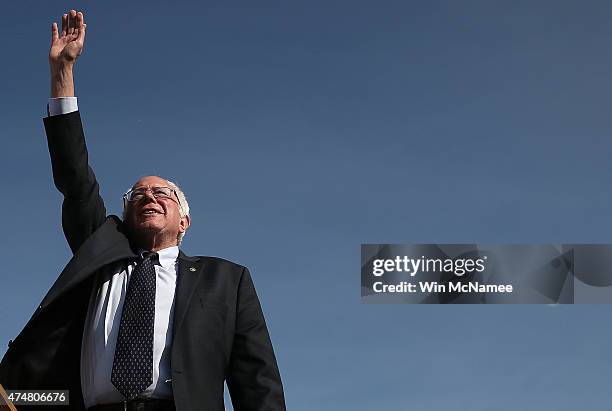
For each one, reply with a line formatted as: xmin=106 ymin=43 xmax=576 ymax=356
xmin=111 ymin=251 xmax=158 ymax=400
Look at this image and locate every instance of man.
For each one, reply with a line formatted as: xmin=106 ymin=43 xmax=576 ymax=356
xmin=0 ymin=10 xmax=286 ymax=411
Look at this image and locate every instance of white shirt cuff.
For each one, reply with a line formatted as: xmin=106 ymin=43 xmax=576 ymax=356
xmin=48 ymin=97 xmax=78 ymax=116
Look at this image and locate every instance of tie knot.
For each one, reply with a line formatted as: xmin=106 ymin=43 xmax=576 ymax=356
xmin=139 ymin=251 xmax=158 ymax=262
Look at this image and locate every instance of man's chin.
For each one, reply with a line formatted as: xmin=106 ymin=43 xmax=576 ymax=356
xmin=139 ymin=223 xmax=163 ymax=231
xmin=129 ymin=221 xmax=164 ymax=235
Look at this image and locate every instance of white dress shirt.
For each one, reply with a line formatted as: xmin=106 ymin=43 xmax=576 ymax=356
xmin=80 ymin=246 xmax=179 ymax=408
xmin=48 ymin=96 xmax=179 ymax=408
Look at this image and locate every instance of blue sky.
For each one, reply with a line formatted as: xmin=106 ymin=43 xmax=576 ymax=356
xmin=2 ymin=1 xmax=612 ymax=409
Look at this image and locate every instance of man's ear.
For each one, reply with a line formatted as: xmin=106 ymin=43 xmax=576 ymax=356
xmin=179 ymin=215 xmax=191 ymax=233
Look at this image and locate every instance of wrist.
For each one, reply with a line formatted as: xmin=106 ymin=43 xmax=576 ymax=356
xmin=50 ymin=65 xmax=75 ymax=97
xmin=50 ymin=62 xmax=74 ymax=78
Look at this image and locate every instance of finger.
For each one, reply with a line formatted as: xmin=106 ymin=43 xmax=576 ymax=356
xmin=67 ymin=10 xmax=74 ymax=35
xmin=77 ymin=22 xmax=86 ymax=46
xmin=61 ymin=13 xmax=67 ymax=36
xmin=70 ymin=10 xmax=78 ymax=35
xmin=75 ymin=11 xmax=84 ymax=39
xmin=51 ymin=22 xmax=59 ymax=42
xmin=76 ymin=11 xmax=84 ymax=29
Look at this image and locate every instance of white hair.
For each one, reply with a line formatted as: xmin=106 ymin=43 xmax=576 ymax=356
xmin=166 ymin=179 xmax=190 ymax=245
xmin=122 ymin=177 xmax=191 ymax=245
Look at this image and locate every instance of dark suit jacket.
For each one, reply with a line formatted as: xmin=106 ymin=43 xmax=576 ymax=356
xmin=0 ymin=111 xmax=286 ymax=411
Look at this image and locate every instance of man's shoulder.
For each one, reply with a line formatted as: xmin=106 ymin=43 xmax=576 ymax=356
xmin=179 ymin=252 xmax=252 ymax=280
xmin=182 ymin=253 xmax=246 ymax=272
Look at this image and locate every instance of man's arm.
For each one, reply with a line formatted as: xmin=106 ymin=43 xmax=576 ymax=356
xmin=227 ymin=268 xmax=287 ymax=411
xmin=44 ymin=10 xmax=107 ymax=253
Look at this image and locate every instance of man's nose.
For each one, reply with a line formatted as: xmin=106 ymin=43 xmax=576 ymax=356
xmin=142 ymin=188 xmax=158 ymax=203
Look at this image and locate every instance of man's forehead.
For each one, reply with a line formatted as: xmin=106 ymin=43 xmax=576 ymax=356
xmin=131 ymin=175 xmax=171 ymax=189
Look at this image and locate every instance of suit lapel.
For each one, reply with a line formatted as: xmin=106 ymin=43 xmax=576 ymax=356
xmin=173 ymin=251 xmax=204 ymax=334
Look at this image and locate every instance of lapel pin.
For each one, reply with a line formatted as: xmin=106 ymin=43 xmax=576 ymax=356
xmin=189 ymin=267 xmax=197 ymax=272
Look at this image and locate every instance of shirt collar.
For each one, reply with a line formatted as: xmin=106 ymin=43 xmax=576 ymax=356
xmin=137 ymin=246 xmax=179 ymax=269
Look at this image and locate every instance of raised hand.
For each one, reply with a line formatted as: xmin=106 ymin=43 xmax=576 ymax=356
xmin=49 ymin=10 xmax=86 ymax=69
xmin=49 ymin=10 xmax=86 ymax=98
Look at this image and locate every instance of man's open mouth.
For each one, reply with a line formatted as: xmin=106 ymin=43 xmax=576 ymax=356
xmin=141 ymin=209 xmax=163 ymax=215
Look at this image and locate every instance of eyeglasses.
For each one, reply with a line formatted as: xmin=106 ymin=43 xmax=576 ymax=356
xmin=123 ymin=186 xmax=184 ymax=213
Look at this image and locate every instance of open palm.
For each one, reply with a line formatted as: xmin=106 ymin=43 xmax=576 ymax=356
xmin=49 ymin=10 xmax=86 ymax=66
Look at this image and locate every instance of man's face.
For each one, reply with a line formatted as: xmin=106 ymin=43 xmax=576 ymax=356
xmin=124 ymin=176 xmax=189 ymax=244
